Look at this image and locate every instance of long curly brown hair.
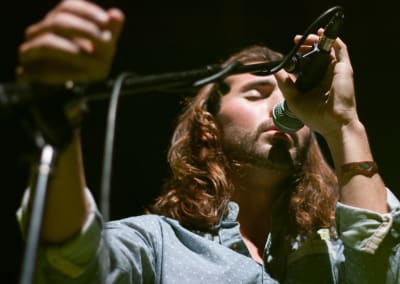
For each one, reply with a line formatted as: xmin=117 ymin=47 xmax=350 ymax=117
xmin=150 ymin=45 xmax=338 ymax=236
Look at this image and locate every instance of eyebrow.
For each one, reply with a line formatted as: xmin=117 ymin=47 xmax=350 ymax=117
xmin=239 ymin=78 xmax=276 ymax=92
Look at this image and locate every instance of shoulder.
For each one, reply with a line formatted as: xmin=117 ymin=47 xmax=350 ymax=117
xmin=106 ymin=214 xmax=166 ymax=231
xmin=105 ymin=214 xmax=184 ymax=238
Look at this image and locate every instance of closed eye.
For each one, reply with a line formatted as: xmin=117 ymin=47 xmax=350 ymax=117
xmin=240 ymin=78 xmax=275 ymax=101
xmin=244 ymin=88 xmax=272 ymax=101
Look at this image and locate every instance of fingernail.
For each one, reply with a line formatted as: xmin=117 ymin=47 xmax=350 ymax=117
xmin=97 ymin=13 xmax=109 ymax=23
xmin=101 ymin=30 xmax=112 ymax=41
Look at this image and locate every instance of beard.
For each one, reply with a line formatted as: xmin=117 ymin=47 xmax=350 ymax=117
xmin=220 ymin=123 xmax=310 ymax=173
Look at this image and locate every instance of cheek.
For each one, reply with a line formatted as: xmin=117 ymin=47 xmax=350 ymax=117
xmin=217 ymin=99 xmax=258 ymax=130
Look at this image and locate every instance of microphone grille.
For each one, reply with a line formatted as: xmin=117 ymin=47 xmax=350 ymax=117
xmin=272 ymin=100 xmax=304 ymax=133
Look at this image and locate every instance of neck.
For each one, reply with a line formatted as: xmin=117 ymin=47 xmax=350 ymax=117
xmin=233 ymin=188 xmax=274 ymax=253
xmin=230 ymin=165 xmax=290 ymax=259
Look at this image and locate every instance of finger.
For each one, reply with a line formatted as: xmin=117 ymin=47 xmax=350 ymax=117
xmin=25 ymin=12 xmax=111 ymax=51
xmin=294 ymin=34 xmax=320 ymax=46
xmin=19 ymin=33 xmax=104 ymax=72
xmin=333 ymin=37 xmax=352 ymax=66
xmin=273 ymin=69 xmax=300 ymax=103
xmin=20 ymin=30 xmax=112 ymax=64
xmin=317 ymin=59 xmax=335 ymax=92
xmin=19 ymin=33 xmax=81 ymax=63
xmin=294 ymin=34 xmax=320 ymax=54
xmin=107 ymin=8 xmax=125 ymax=42
xmin=19 ymin=32 xmax=85 ymax=63
xmin=84 ymin=8 xmax=124 ymax=57
xmin=68 ymin=7 xmax=124 ymax=56
xmin=52 ymin=0 xmax=110 ymax=27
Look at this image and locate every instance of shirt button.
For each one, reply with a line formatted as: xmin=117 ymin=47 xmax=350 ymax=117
xmin=230 ymin=243 xmax=239 ymax=251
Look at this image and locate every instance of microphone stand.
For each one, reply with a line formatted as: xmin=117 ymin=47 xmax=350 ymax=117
xmin=11 ymin=60 xmax=281 ymax=284
xmin=15 ymin=87 xmax=86 ymax=284
xmin=0 ymin=60 xmax=282 ymax=117
xmin=19 ymin=144 xmax=57 ymax=284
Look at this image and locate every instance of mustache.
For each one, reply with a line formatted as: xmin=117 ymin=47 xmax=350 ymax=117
xmin=256 ymin=120 xmax=299 ymax=145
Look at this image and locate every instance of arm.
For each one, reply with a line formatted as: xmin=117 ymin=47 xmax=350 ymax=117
xmin=274 ymin=33 xmax=387 ymax=213
xmin=18 ymin=0 xmax=124 ymax=243
xmin=317 ymin=38 xmax=387 ymax=213
xmin=275 ymin=31 xmax=400 ymax=283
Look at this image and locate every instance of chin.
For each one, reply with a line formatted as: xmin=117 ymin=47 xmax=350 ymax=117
xmin=265 ymin=143 xmax=297 ymax=169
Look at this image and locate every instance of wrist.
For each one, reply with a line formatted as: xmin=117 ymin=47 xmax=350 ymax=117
xmin=324 ymin=119 xmax=374 ymax=167
xmin=341 ymin=161 xmax=379 ymax=180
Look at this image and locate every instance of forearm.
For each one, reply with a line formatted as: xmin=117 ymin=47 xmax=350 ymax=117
xmin=29 ymin=131 xmax=89 ymax=243
xmin=325 ymin=119 xmax=387 ymax=213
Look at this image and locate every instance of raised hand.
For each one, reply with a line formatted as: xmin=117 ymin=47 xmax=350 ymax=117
xmin=17 ymin=0 xmax=124 ymax=84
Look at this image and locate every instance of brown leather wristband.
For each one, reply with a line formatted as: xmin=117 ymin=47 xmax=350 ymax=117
xmin=341 ymin=161 xmax=378 ymax=178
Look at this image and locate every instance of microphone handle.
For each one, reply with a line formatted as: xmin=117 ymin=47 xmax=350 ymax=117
xmin=294 ymin=48 xmax=331 ymax=92
xmin=272 ymin=30 xmax=334 ymax=133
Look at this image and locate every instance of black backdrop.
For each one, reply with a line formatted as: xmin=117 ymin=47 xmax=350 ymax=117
xmin=1 ymin=0 xmax=399 ymax=283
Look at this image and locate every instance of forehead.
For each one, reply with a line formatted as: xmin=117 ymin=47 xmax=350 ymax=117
xmin=224 ymin=73 xmax=277 ymax=91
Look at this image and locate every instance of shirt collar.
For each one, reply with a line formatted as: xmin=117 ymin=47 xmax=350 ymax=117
xmin=224 ymin=201 xmax=240 ymax=222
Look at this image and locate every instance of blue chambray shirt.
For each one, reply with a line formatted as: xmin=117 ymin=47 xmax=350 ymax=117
xmin=17 ymin=189 xmax=400 ymax=283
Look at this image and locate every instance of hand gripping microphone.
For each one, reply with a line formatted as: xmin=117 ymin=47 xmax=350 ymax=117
xmin=272 ymin=9 xmax=344 ymax=133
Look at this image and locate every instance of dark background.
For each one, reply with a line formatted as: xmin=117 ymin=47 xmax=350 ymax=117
xmin=1 ymin=0 xmax=399 ymax=283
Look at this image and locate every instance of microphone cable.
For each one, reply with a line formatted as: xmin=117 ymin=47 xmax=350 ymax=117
xmin=97 ymin=6 xmax=345 ymax=219
xmin=100 ymin=72 xmax=134 ymax=222
xmin=270 ymin=5 xmax=344 ymax=75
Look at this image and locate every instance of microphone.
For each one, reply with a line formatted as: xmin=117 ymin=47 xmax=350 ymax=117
xmin=272 ymin=9 xmax=344 ymax=133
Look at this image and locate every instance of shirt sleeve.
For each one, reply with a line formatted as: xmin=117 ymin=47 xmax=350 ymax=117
xmin=335 ymin=188 xmax=400 ymax=283
xmin=16 ymin=188 xmax=103 ymax=278
xmin=335 ymin=188 xmax=400 ymax=254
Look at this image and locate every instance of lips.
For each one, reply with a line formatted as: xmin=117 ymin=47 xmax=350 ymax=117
xmin=267 ymin=128 xmax=294 ymax=147
xmin=257 ymin=122 xmax=295 ymax=147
